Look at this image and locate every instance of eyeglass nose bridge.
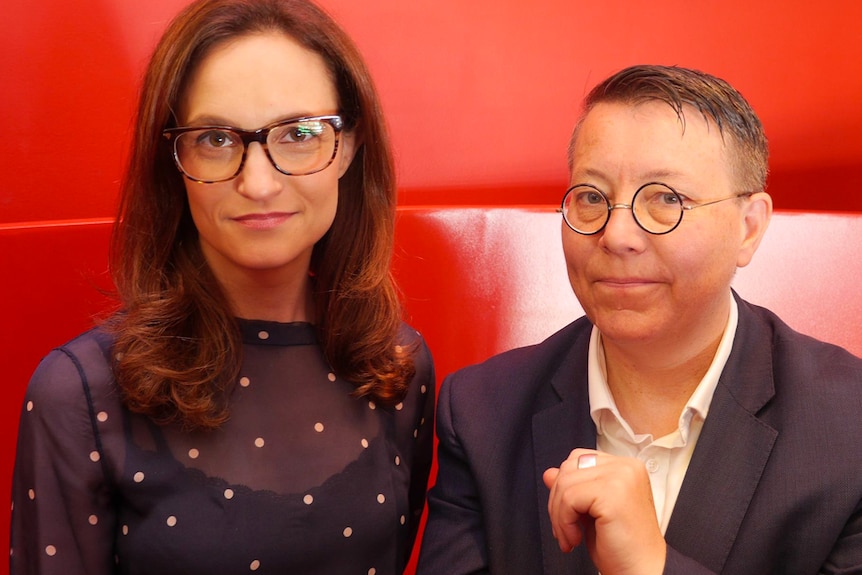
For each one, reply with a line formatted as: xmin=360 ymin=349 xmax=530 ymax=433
xmin=608 ymin=202 xmax=634 ymax=211
xmin=232 ymin=128 xmax=279 ymax=177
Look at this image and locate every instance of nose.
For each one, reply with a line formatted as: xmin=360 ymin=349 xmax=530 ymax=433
xmin=598 ymin=201 xmax=647 ymax=254
xmin=236 ymin=142 xmax=283 ymax=200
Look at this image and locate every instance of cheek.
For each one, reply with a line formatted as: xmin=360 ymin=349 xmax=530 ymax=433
xmin=184 ymin=184 xmax=222 ymax=233
xmin=561 ymin=230 xmax=593 ymax=288
xmin=665 ymin=232 xmax=738 ymax=293
xmin=299 ymin=174 xmax=340 ymax=230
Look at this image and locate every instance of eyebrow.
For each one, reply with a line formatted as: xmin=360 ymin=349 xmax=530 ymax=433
xmin=572 ymin=167 xmax=688 ymax=186
xmin=181 ymin=112 xmax=318 ymax=129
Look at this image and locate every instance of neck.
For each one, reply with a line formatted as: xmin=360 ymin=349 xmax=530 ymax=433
xmin=231 ymin=277 xmax=314 ymax=323
xmin=602 ymin=329 xmax=723 ymax=438
xmin=216 ymin=267 xmax=315 ymax=323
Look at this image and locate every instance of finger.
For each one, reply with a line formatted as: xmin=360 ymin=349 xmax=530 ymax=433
xmin=543 ymin=467 xmax=560 ymax=489
xmin=545 ymin=466 xmax=587 ymax=552
xmin=577 ymin=452 xmax=597 ymax=469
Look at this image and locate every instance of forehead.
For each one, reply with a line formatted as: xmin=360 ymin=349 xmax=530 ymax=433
xmin=178 ymin=31 xmax=337 ymax=126
xmin=570 ymin=101 xmax=733 ymax=187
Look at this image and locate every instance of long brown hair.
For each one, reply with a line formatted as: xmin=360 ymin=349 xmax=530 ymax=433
xmin=107 ymin=0 xmax=413 ymax=429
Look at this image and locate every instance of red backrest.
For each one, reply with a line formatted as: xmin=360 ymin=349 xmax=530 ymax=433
xmin=393 ymin=207 xmax=862 ymax=379
xmin=4 ymin=208 xmax=862 ymax=570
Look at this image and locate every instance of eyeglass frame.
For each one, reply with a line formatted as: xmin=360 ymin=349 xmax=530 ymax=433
xmin=161 ymin=114 xmax=345 ymax=184
xmin=558 ymin=182 xmax=754 ymax=235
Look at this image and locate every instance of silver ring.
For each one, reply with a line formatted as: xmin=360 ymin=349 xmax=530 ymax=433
xmin=577 ymin=453 xmax=597 ymax=469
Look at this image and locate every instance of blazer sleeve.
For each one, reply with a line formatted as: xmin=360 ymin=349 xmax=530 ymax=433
xmin=416 ymin=373 xmax=490 ymax=574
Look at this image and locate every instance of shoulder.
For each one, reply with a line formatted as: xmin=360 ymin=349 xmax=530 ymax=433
xmin=734 ymin=298 xmax=862 ymax=424
xmin=738 ymin=298 xmax=862 ymax=375
xmin=397 ymin=322 xmax=433 ymax=380
xmin=26 ymin=328 xmax=117 ymax=413
xmin=437 ymin=317 xmax=591 ymax=432
xmin=444 ymin=317 xmax=591 ymax=398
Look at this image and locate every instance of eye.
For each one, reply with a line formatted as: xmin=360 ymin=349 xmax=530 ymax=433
xmin=572 ymin=188 xmax=606 ymax=207
xmin=639 ymin=184 xmax=682 ymax=207
xmin=658 ymin=191 xmax=681 ymax=205
xmin=195 ymin=129 xmax=236 ymax=148
xmin=584 ymin=191 xmax=604 ymax=205
xmin=279 ymin=122 xmax=325 ymax=144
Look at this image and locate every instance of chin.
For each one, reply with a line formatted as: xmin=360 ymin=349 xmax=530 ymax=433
xmin=591 ymin=309 xmax=666 ymax=342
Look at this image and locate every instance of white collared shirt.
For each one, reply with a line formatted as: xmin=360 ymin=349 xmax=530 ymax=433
xmin=587 ymin=292 xmax=738 ymax=533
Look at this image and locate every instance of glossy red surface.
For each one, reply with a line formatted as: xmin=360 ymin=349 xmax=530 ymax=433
xmin=3 ymin=0 xmax=862 ymax=225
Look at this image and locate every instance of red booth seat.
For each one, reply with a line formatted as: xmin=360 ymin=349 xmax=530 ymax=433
xmin=393 ymin=207 xmax=862 ymax=384
xmin=3 ymin=207 xmax=862 ymax=569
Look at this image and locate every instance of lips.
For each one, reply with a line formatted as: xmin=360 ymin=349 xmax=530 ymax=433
xmin=595 ymin=277 xmax=655 ymax=287
xmin=232 ymin=212 xmax=293 ymax=230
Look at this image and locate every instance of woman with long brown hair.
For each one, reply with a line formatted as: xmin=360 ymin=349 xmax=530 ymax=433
xmin=11 ymin=0 xmax=434 ymax=573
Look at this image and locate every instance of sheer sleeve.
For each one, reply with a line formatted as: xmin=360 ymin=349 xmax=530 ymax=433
xmin=11 ymin=331 xmax=119 ymax=575
xmin=395 ymin=327 xmax=436 ymax=562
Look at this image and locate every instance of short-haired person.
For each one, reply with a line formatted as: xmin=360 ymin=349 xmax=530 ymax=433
xmin=417 ymin=65 xmax=862 ymax=574
xmin=10 ymin=0 xmax=434 ymax=573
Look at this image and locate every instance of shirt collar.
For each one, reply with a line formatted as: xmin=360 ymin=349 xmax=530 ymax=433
xmin=588 ymin=291 xmax=739 ymax=437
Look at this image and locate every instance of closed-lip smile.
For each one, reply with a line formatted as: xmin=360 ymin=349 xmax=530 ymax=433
xmin=595 ymin=277 xmax=656 ymax=287
xmin=233 ymin=212 xmax=293 ymax=230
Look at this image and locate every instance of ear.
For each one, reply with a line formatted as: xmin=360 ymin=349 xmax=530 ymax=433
xmin=736 ymin=191 xmax=773 ymax=268
xmin=336 ymin=130 xmax=359 ymax=179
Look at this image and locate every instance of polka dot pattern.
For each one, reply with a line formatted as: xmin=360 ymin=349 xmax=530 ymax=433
xmin=11 ymin=320 xmax=435 ymax=573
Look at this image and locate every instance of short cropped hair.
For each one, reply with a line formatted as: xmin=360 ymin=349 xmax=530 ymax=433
xmin=568 ymin=65 xmax=769 ymax=193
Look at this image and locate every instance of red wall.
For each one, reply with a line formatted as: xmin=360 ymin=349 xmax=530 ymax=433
xmin=2 ymin=0 xmax=862 ymax=225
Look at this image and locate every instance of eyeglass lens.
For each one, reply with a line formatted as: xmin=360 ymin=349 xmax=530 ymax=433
xmin=562 ymin=183 xmax=684 ymax=234
xmin=172 ymin=118 xmax=338 ymax=183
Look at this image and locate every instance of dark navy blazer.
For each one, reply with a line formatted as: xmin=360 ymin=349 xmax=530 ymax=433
xmin=417 ymin=295 xmax=862 ymax=574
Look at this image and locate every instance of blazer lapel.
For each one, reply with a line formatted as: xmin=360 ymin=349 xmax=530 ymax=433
xmin=664 ymin=298 xmax=778 ymax=572
xmin=532 ymin=329 xmax=599 ymax=574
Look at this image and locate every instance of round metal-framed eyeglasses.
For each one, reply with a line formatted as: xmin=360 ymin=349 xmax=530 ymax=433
xmin=162 ymin=115 xmax=344 ymax=184
xmin=559 ymin=182 xmax=753 ymax=235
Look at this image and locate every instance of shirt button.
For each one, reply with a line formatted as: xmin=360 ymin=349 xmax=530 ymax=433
xmin=645 ymin=458 xmax=660 ymax=473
